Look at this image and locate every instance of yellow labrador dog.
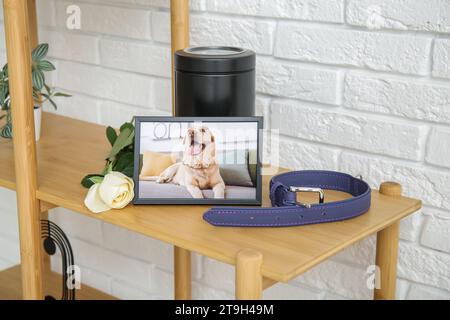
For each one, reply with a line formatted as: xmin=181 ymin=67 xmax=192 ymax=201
xmin=154 ymin=126 xmax=225 ymax=199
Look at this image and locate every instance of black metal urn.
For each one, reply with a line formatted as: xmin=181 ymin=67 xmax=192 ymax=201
xmin=174 ymin=46 xmax=255 ymax=117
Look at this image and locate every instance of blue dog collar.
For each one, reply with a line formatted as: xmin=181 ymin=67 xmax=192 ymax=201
xmin=203 ymin=170 xmax=371 ymax=227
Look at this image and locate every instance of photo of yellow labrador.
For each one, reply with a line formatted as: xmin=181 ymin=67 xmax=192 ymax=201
xmin=141 ymin=126 xmax=226 ymax=199
xmin=135 ymin=118 xmax=260 ymax=204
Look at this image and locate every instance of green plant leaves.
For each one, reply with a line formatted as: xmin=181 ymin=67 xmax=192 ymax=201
xmin=102 ymin=161 xmax=114 ymax=176
xmin=41 ymin=93 xmax=58 ymax=110
xmin=0 ymin=121 xmax=12 ymax=139
xmin=0 ymin=82 xmax=9 ymax=109
xmin=32 ymin=68 xmax=45 ymax=90
xmin=2 ymin=64 xmax=8 ymax=77
xmin=32 ymin=43 xmax=49 ymax=61
xmin=81 ymin=174 xmax=104 ymax=188
xmin=106 ymin=126 xmax=117 ymax=146
xmin=53 ymin=92 xmax=72 ymax=97
xmin=108 ymin=123 xmax=135 ymax=160
xmin=81 ymin=122 xmax=136 ymax=188
xmin=0 ymin=42 xmax=70 ymax=119
xmin=119 ymin=122 xmax=134 ymax=134
xmin=37 ymin=60 xmax=55 ymax=71
xmin=114 ymin=151 xmax=134 ymax=172
xmin=120 ymin=166 xmax=134 ymax=178
xmin=32 ymin=89 xmax=40 ymax=102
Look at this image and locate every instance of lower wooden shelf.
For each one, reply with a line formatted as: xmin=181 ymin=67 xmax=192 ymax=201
xmin=0 ymin=265 xmax=116 ymax=300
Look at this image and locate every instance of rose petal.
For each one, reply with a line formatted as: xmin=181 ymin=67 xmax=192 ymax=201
xmin=84 ymin=183 xmax=111 ymax=213
xmin=102 ymin=171 xmax=130 ymax=186
xmin=111 ymin=192 xmax=132 ymax=209
xmin=99 ymin=172 xmax=135 ymax=209
xmin=106 ymin=184 xmax=128 ymax=208
xmin=99 ymin=183 xmax=121 ymax=206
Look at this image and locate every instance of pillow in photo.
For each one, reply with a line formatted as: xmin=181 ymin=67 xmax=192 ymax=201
xmin=220 ymin=165 xmax=254 ymax=187
xmin=140 ymin=151 xmax=175 ymax=177
xmin=219 ymin=150 xmax=254 ymax=187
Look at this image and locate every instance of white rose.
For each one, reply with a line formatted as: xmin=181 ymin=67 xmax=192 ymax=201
xmin=84 ymin=183 xmax=111 ymax=213
xmin=99 ymin=172 xmax=135 ymax=209
xmin=84 ymin=171 xmax=134 ymax=213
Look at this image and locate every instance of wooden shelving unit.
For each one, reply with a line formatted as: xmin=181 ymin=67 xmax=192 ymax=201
xmin=0 ymin=0 xmax=187 ymax=300
xmin=0 ymin=112 xmax=422 ymax=299
xmin=0 ymin=0 xmax=421 ymax=300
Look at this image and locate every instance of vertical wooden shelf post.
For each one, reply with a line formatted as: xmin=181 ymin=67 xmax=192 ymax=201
xmin=174 ymin=246 xmax=191 ymax=299
xmin=27 ymin=0 xmax=51 ymax=275
xmin=27 ymin=0 xmax=38 ymax=49
xmin=171 ymin=0 xmax=192 ymax=300
xmin=3 ymin=0 xmax=43 ymax=299
xmin=170 ymin=0 xmax=189 ymax=115
xmin=235 ymin=249 xmax=263 ymax=300
xmin=374 ymin=181 xmax=402 ymax=300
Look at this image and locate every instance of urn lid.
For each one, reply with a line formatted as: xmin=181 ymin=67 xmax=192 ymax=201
xmin=175 ymin=46 xmax=255 ymax=73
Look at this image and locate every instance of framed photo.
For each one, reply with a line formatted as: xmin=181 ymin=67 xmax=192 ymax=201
xmin=133 ymin=116 xmax=263 ymax=205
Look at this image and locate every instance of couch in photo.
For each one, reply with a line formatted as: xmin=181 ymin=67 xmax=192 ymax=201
xmin=138 ymin=148 xmax=257 ymax=199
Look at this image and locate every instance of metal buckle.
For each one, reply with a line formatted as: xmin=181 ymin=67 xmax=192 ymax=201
xmin=289 ymin=187 xmax=325 ymax=208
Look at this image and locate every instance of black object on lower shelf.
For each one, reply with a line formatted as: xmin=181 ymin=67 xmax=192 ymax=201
xmin=41 ymin=219 xmax=75 ymax=300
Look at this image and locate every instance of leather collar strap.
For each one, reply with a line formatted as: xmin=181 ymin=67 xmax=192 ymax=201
xmin=203 ymin=170 xmax=371 ymax=227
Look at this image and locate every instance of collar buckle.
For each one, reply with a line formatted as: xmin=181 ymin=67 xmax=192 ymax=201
xmin=289 ymin=187 xmax=325 ymax=208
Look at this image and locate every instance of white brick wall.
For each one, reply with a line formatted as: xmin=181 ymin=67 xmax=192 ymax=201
xmin=207 ymin=0 xmax=345 ymax=23
xmin=346 ymin=0 xmax=450 ymax=33
xmin=257 ymin=57 xmax=340 ymax=105
xmin=344 ymin=73 xmax=450 ymax=123
xmin=275 ymin=24 xmax=432 ymax=75
xmin=426 ymin=128 xmax=450 ymax=168
xmin=0 ymin=0 xmax=449 ymax=300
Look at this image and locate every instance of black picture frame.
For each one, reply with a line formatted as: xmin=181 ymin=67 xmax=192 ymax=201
xmin=133 ymin=116 xmax=263 ymax=205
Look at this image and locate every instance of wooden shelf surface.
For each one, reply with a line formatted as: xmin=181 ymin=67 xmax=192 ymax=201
xmin=0 ymin=264 xmax=115 ymax=300
xmin=0 ymin=113 xmax=421 ymax=282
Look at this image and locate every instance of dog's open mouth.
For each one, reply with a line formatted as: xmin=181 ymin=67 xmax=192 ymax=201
xmin=189 ymin=140 xmax=206 ymax=156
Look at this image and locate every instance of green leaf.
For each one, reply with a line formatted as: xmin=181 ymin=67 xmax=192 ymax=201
xmin=0 ymin=121 xmax=12 ymax=139
xmin=32 ymin=90 xmax=41 ymax=103
xmin=37 ymin=60 xmax=56 ymax=71
xmin=44 ymin=84 xmax=51 ymax=94
xmin=106 ymin=126 xmax=118 ymax=146
xmin=81 ymin=120 xmax=136 ymax=187
xmin=122 ymin=130 xmax=135 ymax=150
xmin=80 ymin=174 xmax=104 ymax=188
xmin=114 ymin=150 xmax=135 ymax=178
xmin=53 ymin=92 xmax=72 ymax=97
xmin=90 ymin=176 xmax=104 ymax=184
xmin=102 ymin=161 xmax=114 ymax=175
xmin=32 ymin=43 xmax=49 ymax=61
xmin=120 ymin=122 xmax=134 ymax=132
xmin=2 ymin=64 xmax=8 ymax=77
xmin=0 ymin=83 xmax=9 ymax=108
xmin=121 ymin=165 xmax=134 ymax=178
xmin=113 ymin=151 xmax=134 ymax=172
xmin=0 ymin=84 xmax=7 ymax=104
xmin=108 ymin=127 xmax=134 ymax=159
xmin=46 ymin=96 xmax=58 ymax=110
xmin=32 ymin=69 xmax=45 ymax=90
